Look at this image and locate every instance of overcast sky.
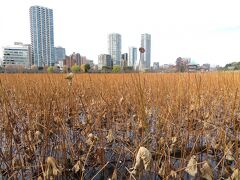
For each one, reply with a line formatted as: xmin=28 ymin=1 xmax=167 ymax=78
xmin=1 ymin=0 xmax=240 ymax=66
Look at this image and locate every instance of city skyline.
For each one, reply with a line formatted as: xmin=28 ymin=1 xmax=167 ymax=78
xmin=1 ymin=0 xmax=240 ymax=66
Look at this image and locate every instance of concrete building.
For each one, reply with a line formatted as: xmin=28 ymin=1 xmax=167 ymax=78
xmin=30 ymin=6 xmax=55 ymax=67
xmin=121 ymin=53 xmax=128 ymax=67
xmin=153 ymin=62 xmax=160 ymax=70
xmin=2 ymin=42 xmax=31 ymax=68
xmin=176 ymin=57 xmax=190 ymax=72
xmin=187 ymin=64 xmax=200 ymax=72
xmin=55 ymin=46 xmax=66 ymax=62
xmin=141 ymin=33 xmax=151 ymax=69
xmin=128 ymin=47 xmax=137 ymax=67
xmin=201 ymin=64 xmax=210 ymax=71
xmin=108 ymin=33 xmax=121 ymax=65
xmin=98 ymin=54 xmax=112 ymax=70
xmin=139 ymin=48 xmax=145 ymax=71
xmin=80 ymin=56 xmax=87 ymax=65
xmin=86 ymin=60 xmax=94 ymax=67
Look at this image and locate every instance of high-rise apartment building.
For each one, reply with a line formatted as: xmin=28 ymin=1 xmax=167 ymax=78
xmin=141 ymin=33 xmax=151 ymax=69
xmin=108 ymin=33 xmax=121 ymax=65
xmin=128 ymin=47 xmax=137 ymax=67
xmin=30 ymin=6 xmax=55 ymax=67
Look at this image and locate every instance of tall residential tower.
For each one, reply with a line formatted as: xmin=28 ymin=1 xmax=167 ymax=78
xmin=108 ymin=33 xmax=121 ymax=65
xmin=141 ymin=33 xmax=151 ymax=69
xmin=30 ymin=6 xmax=55 ymax=67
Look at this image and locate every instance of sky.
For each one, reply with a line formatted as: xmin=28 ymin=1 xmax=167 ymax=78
xmin=1 ymin=0 xmax=240 ymax=66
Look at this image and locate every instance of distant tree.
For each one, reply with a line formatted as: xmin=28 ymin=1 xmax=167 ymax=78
xmin=43 ymin=66 xmax=49 ymax=73
xmin=71 ymin=64 xmax=80 ymax=73
xmin=38 ymin=66 xmax=44 ymax=72
xmin=101 ymin=66 xmax=112 ymax=73
xmin=63 ymin=66 xmax=68 ymax=73
xmin=14 ymin=65 xmax=25 ymax=73
xmin=47 ymin=66 xmax=54 ymax=73
xmin=85 ymin=64 xmax=91 ymax=72
xmin=80 ymin=64 xmax=90 ymax=73
xmin=224 ymin=63 xmax=232 ymax=68
xmin=112 ymin=65 xmax=121 ymax=73
xmin=5 ymin=65 xmax=16 ymax=73
xmin=30 ymin=65 xmax=38 ymax=73
xmin=224 ymin=61 xmax=240 ymax=70
xmin=123 ymin=66 xmax=133 ymax=72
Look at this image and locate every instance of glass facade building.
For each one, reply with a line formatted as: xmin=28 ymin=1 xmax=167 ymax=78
xmin=128 ymin=47 xmax=137 ymax=67
xmin=3 ymin=44 xmax=31 ymax=68
xmin=141 ymin=33 xmax=151 ymax=69
xmin=30 ymin=6 xmax=55 ymax=67
xmin=98 ymin=54 xmax=112 ymax=70
xmin=55 ymin=46 xmax=66 ymax=62
xmin=108 ymin=33 xmax=121 ymax=66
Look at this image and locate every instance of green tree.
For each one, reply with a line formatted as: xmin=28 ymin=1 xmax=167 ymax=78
xmin=112 ymin=65 xmax=121 ymax=73
xmin=71 ymin=64 xmax=80 ymax=73
xmin=85 ymin=64 xmax=91 ymax=72
xmin=47 ymin=66 xmax=54 ymax=73
xmin=80 ymin=64 xmax=91 ymax=73
xmin=123 ymin=66 xmax=133 ymax=72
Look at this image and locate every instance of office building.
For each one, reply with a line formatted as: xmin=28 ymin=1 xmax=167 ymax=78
xmin=98 ymin=54 xmax=112 ymax=70
xmin=141 ymin=33 xmax=151 ymax=69
xmin=55 ymin=46 xmax=66 ymax=62
xmin=108 ymin=33 xmax=121 ymax=65
xmin=3 ymin=42 xmax=31 ymax=68
xmin=128 ymin=47 xmax=137 ymax=67
xmin=30 ymin=5 xmax=55 ymax=67
xmin=153 ymin=62 xmax=160 ymax=70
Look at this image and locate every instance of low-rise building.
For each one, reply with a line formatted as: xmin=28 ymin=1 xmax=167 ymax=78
xmin=201 ymin=64 xmax=210 ymax=71
xmin=86 ymin=60 xmax=94 ymax=67
xmin=153 ymin=62 xmax=160 ymax=70
xmin=187 ymin=64 xmax=200 ymax=72
xmin=3 ymin=42 xmax=31 ymax=68
xmin=98 ymin=54 xmax=112 ymax=70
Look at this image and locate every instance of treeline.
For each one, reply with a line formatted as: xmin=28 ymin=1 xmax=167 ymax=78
xmin=224 ymin=61 xmax=240 ymax=70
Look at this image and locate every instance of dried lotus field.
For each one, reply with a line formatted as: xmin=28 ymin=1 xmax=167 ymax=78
xmin=1 ymin=72 xmax=240 ymax=179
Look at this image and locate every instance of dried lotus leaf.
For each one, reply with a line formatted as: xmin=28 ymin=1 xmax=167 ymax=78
xmin=185 ymin=155 xmax=198 ymax=177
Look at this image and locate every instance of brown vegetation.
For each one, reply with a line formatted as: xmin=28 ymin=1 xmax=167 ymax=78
xmin=0 ymin=72 xmax=240 ymax=179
